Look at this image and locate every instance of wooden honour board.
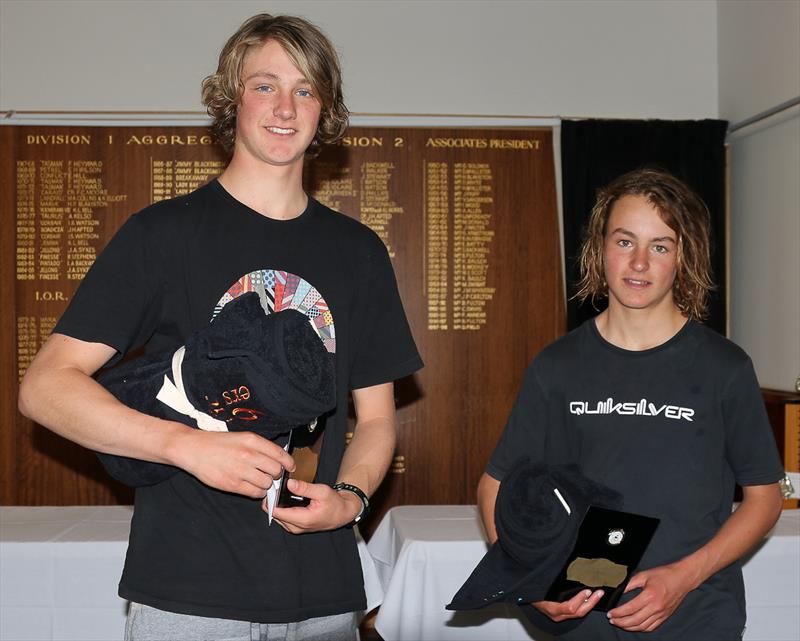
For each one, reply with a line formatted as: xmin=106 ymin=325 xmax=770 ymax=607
xmin=0 ymin=125 xmax=564 ymax=529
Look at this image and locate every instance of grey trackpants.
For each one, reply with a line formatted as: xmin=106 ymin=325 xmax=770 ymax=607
xmin=125 ymin=602 xmax=360 ymax=641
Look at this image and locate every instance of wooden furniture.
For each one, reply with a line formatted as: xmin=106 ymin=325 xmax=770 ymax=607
xmin=762 ymin=389 xmax=800 ymax=509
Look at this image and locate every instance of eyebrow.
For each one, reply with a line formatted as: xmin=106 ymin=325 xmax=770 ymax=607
xmin=244 ymin=70 xmax=310 ymax=84
xmin=610 ymin=228 xmax=676 ymax=243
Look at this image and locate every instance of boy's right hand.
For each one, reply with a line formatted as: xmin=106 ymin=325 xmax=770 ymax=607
xmin=532 ymin=589 xmax=604 ymax=622
xmin=169 ymin=428 xmax=295 ymax=498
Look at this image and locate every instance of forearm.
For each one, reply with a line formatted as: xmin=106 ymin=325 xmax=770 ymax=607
xmin=336 ymin=415 xmax=395 ymax=496
xmin=477 ymin=472 xmax=500 ymax=543
xmin=23 ymin=335 xmax=292 ymax=498
xmin=673 ymin=483 xmax=782 ymax=589
xmin=20 ymin=362 xmax=191 ymax=466
xmin=271 ymin=383 xmax=397 ymax=531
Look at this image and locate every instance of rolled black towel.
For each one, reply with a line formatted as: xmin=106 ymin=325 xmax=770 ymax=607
xmin=96 ymin=292 xmax=336 ymax=487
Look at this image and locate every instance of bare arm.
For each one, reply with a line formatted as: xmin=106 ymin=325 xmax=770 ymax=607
xmin=608 ymin=482 xmax=783 ymax=632
xmin=272 ymin=382 xmax=396 ymax=532
xmin=477 ymin=472 xmax=500 ymax=543
xmin=336 ymin=382 xmax=397 ymax=492
xmin=19 ymin=333 xmax=294 ymax=498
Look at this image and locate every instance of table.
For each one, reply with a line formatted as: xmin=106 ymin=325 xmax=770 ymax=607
xmin=0 ymin=506 xmax=383 ymax=641
xmin=1 ymin=506 xmax=133 ymax=641
xmin=367 ymin=505 xmax=800 ymax=641
xmin=741 ymin=510 xmax=800 ymax=641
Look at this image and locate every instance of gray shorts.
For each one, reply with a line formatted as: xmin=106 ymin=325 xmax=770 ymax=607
xmin=125 ymin=602 xmax=360 ymax=641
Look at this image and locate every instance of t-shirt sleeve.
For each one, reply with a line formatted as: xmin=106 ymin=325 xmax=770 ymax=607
xmin=54 ymin=213 xmax=162 ymax=362
xmin=486 ymin=362 xmax=549 ymax=481
xmin=348 ymin=234 xmax=423 ymax=390
xmin=722 ymin=357 xmax=784 ymax=486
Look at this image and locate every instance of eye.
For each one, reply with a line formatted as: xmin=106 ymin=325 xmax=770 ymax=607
xmin=616 ymin=239 xmax=632 ymax=248
xmin=255 ymin=84 xmax=273 ymax=93
xmin=296 ymin=88 xmax=314 ymax=98
xmin=652 ymin=244 xmax=669 ymax=254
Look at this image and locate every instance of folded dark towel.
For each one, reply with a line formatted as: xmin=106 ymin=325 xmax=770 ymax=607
xmin=96 ymin=292 xmax=336 ymax=487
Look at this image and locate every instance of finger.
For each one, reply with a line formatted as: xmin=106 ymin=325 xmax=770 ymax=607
xmin=235 ymin=479 xmax=273 ymax=499
xmin=257 ymin=438 xmax=296 ymax=471
xmin=250 ymin=455 xmax=285 ymax=480
xmin=240 ymin=433 xmax=296 ymax=472
xmin=608 ymin=592 xmax=646 ymax=618
xmin=550 ymin=590 xmax=595 ymax=619
xmin=286 ymin=478 xmax=333 ymax=500
xmin=577 ymin=589 xmax=604 ymax=616
xmin=564 ymin=589 xmax=593 ymax=615
xmin=608 ymin=605 xmax=651 ymax=629
xmin=613 ymin=610 xmax=660 ymax=632
xmin=271 ymin=517 xmax=292 ymax=532
xmin=244 ymin=467 xmax=274 ymax=489
xmin=643 ymin=614 xmax=666 ymax=632
xmin=271 ymin=504 xmax=314 ymax=529
xmin=629 ymin=612 xmax=662 ymax=632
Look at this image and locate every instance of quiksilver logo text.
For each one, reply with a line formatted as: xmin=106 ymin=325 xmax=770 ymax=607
xmin=569 ymin=398 xmax=694 ymax=422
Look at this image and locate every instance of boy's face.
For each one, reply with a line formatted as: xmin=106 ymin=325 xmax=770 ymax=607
xmin=603 ymin=194 xmax=679 ymax=316
xmin=234 ymin=39 xmax=322 ymax=170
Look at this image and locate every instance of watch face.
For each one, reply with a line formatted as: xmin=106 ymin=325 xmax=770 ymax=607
xmin=607 ymin=528 xmax=625 ymax=545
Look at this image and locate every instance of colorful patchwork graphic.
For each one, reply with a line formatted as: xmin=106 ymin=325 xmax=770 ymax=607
xmin=214 ymin=270 xmax=335 ymax=353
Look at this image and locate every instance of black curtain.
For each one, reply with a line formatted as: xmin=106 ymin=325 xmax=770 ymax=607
xmin=561 ymin=119 xmax=728 ymax=334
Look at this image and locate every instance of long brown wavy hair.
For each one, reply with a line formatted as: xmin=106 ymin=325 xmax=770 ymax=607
xmin=575 ymin=168 xmax=715 ymax=320
xmin=201 ymin=14 xmax=349 ymax=157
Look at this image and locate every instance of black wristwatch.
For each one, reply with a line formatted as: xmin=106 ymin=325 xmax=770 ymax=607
xmin=332 ymin=482 xmax=370 ymax=526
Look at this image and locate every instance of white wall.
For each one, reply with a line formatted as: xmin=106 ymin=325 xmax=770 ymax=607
xmin=0 ymin=0 xmax=718 ymax=117
xmin=6 ymin=0 xmax=794 ymax=390
xmin=718 ymin=0 xmax=800 ymax=392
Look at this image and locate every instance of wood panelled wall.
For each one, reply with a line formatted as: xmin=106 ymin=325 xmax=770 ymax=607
xmin=1 ymin=125 xmax=563 ymax=532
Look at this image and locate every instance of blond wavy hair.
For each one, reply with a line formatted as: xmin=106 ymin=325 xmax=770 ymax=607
xmin=201 ymin=14 xmax=349 ymax=156
xmin=575 ymin=168 xmax=715 ymax=320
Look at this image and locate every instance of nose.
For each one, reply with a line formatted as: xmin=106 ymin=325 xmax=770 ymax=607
xmin=630 ymin=246 xmax=649 ymax=272
xmin=273 ymin=92 xmax=296 ymax=121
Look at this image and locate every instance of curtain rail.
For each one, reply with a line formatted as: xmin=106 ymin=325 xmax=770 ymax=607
xmin=728 ymin=96 xmax=800 ymax=134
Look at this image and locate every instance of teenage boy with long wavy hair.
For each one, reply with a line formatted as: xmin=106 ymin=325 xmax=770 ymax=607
xmin=478 ymin=168 xmax=782 ymax=640
xmin=20 ymin=14 xmax=422 ymax=640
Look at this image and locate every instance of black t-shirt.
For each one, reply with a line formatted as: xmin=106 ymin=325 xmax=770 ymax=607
xmin=488 ymin=319 xmax=783 ymax=639
xmin=55 ymin=180 xmax=423 ymax=623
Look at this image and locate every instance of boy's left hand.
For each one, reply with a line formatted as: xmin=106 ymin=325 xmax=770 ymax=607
xmin=607 ymin=561 xmax=696 ymax=632
xmin=264 ymin=478 xmax=362 ymax=533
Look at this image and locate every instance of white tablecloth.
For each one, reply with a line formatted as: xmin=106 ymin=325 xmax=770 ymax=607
xmin=0 ymin=506 xmax=383 ymax=641
xmin=367 ymin=505 xmax=800 ymax=641
xmin=0 ymin=506 xmax=133 ymax=641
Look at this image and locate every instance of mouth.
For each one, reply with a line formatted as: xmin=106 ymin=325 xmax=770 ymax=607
xmin=623 ymin=278 xmax=651 ymax=288
xmin=265 ymin=126 xmax=296 ymax=136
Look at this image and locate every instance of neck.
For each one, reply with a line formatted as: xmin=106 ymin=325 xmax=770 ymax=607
xmin=595 ymin=303 xmax=688 ymax=351
xmin=218 ymin=153 xmax=307 ymax=220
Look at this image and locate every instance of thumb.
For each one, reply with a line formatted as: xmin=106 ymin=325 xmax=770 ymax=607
xmin=286 ymin=478 xmax=328 ymax=500
xmin=624 ymin=571 xmax=648 ymax=593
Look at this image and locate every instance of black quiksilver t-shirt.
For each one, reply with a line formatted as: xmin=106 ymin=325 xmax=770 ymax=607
xmin=55 ymin=180 xmax=423 ymax=622
xmin=488 ymin=319 xmax=783 ymax=640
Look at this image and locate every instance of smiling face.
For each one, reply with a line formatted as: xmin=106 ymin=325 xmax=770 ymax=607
xmin=603 ymin=194 xmax=679 ymax=316
xmin=233 ymin=39 xmax=322 ymax=171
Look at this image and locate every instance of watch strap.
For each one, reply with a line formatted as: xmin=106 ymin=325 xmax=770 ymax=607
xmin=332 ymin=482 xmax=370 ymax=526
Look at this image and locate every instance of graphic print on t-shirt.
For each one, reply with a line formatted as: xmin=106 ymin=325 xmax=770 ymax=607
xmin=213 ymin=269 xmax=336 ymax=354
xmin=568 ymin=397 xmax=695 ymax=421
